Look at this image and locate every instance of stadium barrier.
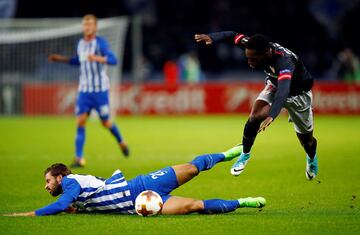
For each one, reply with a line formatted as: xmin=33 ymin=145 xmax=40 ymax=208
xmin=21 ymin=82 xmax=360 ymax=115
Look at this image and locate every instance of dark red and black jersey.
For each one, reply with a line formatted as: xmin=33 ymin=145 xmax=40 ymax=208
xmin=208 ymin=31 xmax=313 ymax=119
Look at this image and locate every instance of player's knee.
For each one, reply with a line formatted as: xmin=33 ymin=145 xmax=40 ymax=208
xmin=187 ymin=163 xmax=200 ymax=176
xmin=249 ymin=113 xmax=265 ymax=123
xmin=77 ymin=118 xmax=87 ymax=127
xmin=101 ymin=120 xmax=112 ymax=128
xmin=184 ymin=200 xmax=204 ymax=213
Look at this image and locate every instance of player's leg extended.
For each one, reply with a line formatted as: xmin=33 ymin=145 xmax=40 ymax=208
xmin=297 ymin=131 xmax=318 ymax=180
xmin=162 ymin=196 xmax=266 ymax=215
xmin=286 ymin=90 xmax=318 ymax=180
xmin=73 ymin=113 xmax=88 ymax=167
xmin=174 ymin=146 xmax=243 ymax=185
xmin=231 ymin=99 xmax=270 ymax=176
xmin=102 ymin=119 xmax=129 ymax=157
xmin=73 ymin=92 xmax=91 ymax=167
xmin=97 ymin=91 xmax=129 ymax=157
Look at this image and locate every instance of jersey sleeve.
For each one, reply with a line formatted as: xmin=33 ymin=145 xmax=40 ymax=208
xmin=268 ymin=57 xmax=296 ymax=119
xmin=69 ymin=55 xmax=80 ymax=66
xmin=98 ymin=37 xmax=117 ymax=65
xmin=35 ymin=177 xmax=81 ymax=216
xmin=208 ymin=31 xmax=248 ymax=49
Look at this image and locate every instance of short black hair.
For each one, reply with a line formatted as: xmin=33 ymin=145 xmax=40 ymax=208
xmin=245 ymin=34 xmax=270 ymax=53
xmin=44 ymin=163 xmax=72 ymax=177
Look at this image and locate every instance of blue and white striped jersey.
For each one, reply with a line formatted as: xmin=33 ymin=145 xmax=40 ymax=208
xmin=35 ymin=170 xmax=136 ymax=215
xmin=69 ymin=36 xmax=117 ymax=93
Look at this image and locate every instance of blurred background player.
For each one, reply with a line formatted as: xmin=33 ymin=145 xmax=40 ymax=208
xmin=195 ymin=32 xmax=318 ymax=180
xmin=49 ymin=14 xmax=129 ymax=167
xmin=6 ymin=145 xmax=265 ymax=216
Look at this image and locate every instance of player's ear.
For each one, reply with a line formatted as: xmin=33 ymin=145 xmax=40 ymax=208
xmin=56 ymin=174 xmax=63 ymax=183
xmin=266 ymin=47 xmax=272 ymax=57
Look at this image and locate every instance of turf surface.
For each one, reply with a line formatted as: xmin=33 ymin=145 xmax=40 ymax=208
xmin=0 ymin=115 xmax=359 ymax=235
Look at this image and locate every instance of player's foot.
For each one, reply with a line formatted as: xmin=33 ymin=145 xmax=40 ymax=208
xmin=238 ymin=197 xmax=266 ymax=208
xmin=230 ymin=152 xmax=250 ymax=176
xmin=120 ymin=142 xmax=130 ymax=157
xmin=222 ymin=144 xmax=243 ymax=161
xmin=305 ymin=154 xmax=318 ymax=180
xmin=70 ymin=158 xmax=86 ymax=168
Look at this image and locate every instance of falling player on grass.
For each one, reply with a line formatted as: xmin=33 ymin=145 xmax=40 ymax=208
xmin=49 ymin=14 xmax=129 ymax=167
xmin=195 ymin=32 xmax=318 ymax=180
xmin=6 ymin=145 xmax=265 ymax=216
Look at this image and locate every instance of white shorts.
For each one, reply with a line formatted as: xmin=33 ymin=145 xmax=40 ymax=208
xmin=257 ymin=80 xmax=314 ymax=134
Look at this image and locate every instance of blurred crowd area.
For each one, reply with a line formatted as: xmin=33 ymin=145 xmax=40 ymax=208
xmin=2 ymin=0 xmax=360 ymax=82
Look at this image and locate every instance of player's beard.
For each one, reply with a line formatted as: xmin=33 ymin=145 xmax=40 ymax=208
xmin=50 ymin=184 xmax=63 ymax=197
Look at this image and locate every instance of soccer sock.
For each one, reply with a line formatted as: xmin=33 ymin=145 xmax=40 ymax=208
xmin=243 ymin=119 xmax=261 ymax=153
xmin=202 ymin=199 xmax=240 ymax=214
xmin=75 ymin=126 xmax=85 ymax=158
xmin=190 ymin=153 xmax=225 ymax=172
xmin=109 ymin=124 xmax=123 ymax=143
xmin=222 ymin=144 xmax=243 ymax=161
xmin=304 ymin=137 xmax=317 ymax=159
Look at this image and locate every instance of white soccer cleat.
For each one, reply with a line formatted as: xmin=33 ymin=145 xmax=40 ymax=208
xmin=305 ymin=154 xmax=318 ymax=180
xmin=230 ymin=152 xmax=250 ymax=176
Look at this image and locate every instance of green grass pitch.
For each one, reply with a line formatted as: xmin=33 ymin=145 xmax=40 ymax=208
xmin=0 ymin=115 xmax=359 ymax=235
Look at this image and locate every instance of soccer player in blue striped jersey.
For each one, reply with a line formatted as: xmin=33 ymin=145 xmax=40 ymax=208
xmin=195 ymin=32 xmax=318 ymax=180
xmin=6 ymin=145 xmax=265 ymax=216
xmin=49 ymin=14 xmax=129 ymax=167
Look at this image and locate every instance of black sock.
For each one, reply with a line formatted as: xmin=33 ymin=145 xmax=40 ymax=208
xmin=304 ymin=137 xmax=317 ymax=159
xmin=242 ymin=119 xmax=261 ymax=153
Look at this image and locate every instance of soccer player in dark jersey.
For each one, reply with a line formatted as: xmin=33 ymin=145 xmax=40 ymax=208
xmin=5 ymin=145 xmax=265 ymax=216
xmin=194 ymin=32 xmax=318 ymax=180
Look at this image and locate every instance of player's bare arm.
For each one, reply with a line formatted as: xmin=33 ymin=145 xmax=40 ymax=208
xmin=194 ymin=34 xmax=213 ymax=45
xmin=48 ymin=54 xmax=70 ymax=63
xmin=4 ymin=211 xmax=35 ymax=216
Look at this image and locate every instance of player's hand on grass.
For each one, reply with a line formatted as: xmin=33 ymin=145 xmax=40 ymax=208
xmin=65 ymin=206 xmax=78 ymax=214
xmin=4 ymin=211 xmax=35 ymax=216
xmin=194 ymin=34 xmax=213 ymax=45
xmin=258 ymin=117 xmax=273 ymax=133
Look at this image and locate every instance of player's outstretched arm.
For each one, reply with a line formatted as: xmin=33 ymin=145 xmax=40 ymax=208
xmin=4 ymin=206 xmax=77 ymax=216
xmin=4 ymin=211 xmax=35 ymax=216
xmin=195 ymin=31 xmax=247 ymax=47
xmin=194 ymin=34 xmax=213 ymax=45
xmin=48 ymin=54 xmax=71 ymax=63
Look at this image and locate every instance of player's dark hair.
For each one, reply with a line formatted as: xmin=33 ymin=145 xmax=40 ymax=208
xmin=245 ymin=34 xmax=270 ymax=53
xmin=83 ymin=14 xmax=97 ymax=24
xmin=45 ymin=163 xmax=72 ymax=177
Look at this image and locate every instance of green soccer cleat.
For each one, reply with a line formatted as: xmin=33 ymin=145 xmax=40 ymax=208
xmin=222 ymin=144 xmax=243 ymax=161
xmin=238 ymin=197 xmax=266 ymax=208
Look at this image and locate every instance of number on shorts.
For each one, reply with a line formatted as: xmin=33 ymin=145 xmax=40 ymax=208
xmin=150 ymin=170 xmax=166 ymax=179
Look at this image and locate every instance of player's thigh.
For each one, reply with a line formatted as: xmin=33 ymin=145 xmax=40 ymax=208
xmin=162 ymin=196 xmax=204 ymax=215
xmin=252 ymin=80 xmax=274 ymax=119
xmin=94 ymin=91 xmax=111 ymax=121
xmin=250 ymin=100 xmax=271 ymax=120
xmin=76 ymin=93 xmax=92 ymax=123
xmin=171 ymin=163 xmax=198 ymax=186
xmin=142 ymin=167 xmax=179 ymax=197
xmin=285 ymin=91 xmax=313 ymax=134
